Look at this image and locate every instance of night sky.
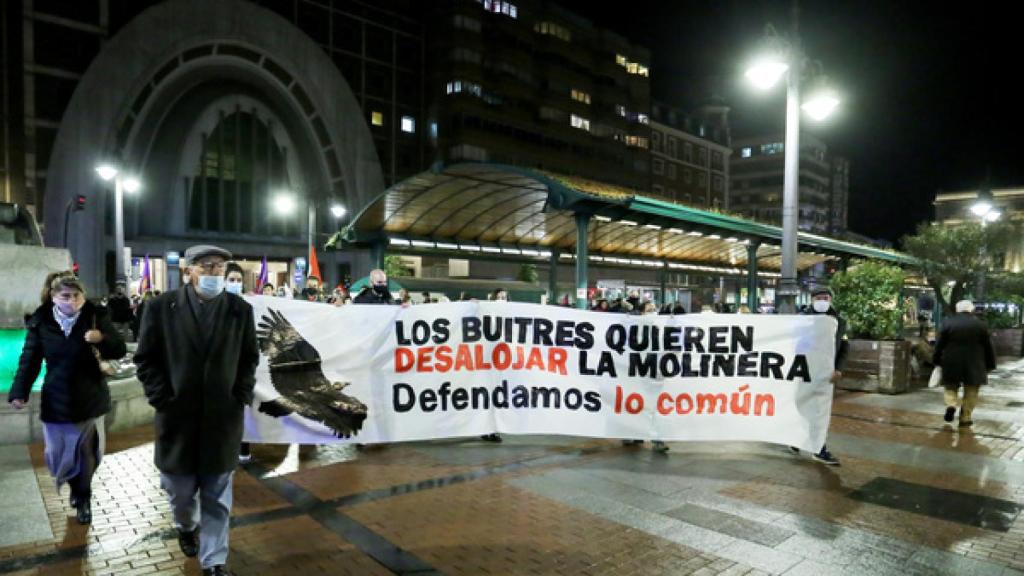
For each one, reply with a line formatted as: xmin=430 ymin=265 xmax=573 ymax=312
xmin=557 ymin=0 xmax=1021 ymax=243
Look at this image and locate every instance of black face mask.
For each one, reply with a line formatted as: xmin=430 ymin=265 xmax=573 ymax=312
xmin=372 ymin=283 xmax=388 ymax=295
xmin=302 ymin=287 xmax=319 ymax=298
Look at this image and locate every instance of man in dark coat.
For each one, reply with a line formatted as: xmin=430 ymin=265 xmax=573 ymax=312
xmin=353 ymin=268 xmax=395 ymax=304
xmin=134 ymin=244 xmax=259 ymax=576
xmin=933 ymin=299 xmax=996 ymax=427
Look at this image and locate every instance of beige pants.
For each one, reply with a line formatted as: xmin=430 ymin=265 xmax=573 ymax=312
xmin=943 ymin=384 xmax=980 ymax=422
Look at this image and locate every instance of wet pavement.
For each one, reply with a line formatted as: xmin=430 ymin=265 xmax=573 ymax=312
xmin=4 ymin=360 xmax=1024 ymax=575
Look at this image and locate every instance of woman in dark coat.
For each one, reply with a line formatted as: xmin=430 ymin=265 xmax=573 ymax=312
xmin=933 ymin=299 xmax=997 ymax=427
xmin=7 ymin=273 xmax=126 ymax=524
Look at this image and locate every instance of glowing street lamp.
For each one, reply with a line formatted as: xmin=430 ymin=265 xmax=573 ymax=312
xmin=95 ymin=163 xmax=142 ymax=289
xmin=745 ymin=17 xmax=841 ymax=314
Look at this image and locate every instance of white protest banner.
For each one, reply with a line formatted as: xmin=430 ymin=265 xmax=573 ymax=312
xmin=242 ymin=297 xmax=837 ymax=452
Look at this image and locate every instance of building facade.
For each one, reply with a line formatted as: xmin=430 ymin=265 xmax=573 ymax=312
xmin=935 ymin=188 xmax=1024 ymax=273
xmin=729 ymin=133 xmax=849 ymax=234
xmin=0 ymin=0 xmax=434 ymax=292
xmin=427 ymin=0 xmax=652 ymax=190
xmin=649 ymin=101 xmax=731 ymax=209
xmin=1 ymin=0 xmax=668 ymax=293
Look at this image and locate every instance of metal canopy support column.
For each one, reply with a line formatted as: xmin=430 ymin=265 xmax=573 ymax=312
xmin=371 ymin=241 xmax=385 ymax=273
xmin=747 ymin=242 xmax=760 ymax=312
xmin=548 ymin=248 xmax=559 ymax=304
xmin=659 ymin=264 xmax=668 ymax=306
xmin=575 ymin=212 xmax=590 ymax=310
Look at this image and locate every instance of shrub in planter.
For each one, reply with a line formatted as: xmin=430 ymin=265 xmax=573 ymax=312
xmin=829 ymin=261 xmax=906 ymax=340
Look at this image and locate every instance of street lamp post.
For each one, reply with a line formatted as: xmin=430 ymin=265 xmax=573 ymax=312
xmin=971 ymin=184 xmax=1001 ymax=302
xmin=95 ymin=164 xmax=141 ymax=290
xmin=274 ymin=190 xmax=345 ymax=282
xmin=745 ymin=7 xmax=839 ymax=314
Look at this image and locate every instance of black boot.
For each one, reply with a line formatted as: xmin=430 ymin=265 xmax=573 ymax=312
xmin=75 ymin=500 xmax=92 ymax=525
xmin=177 ymin=528 xmax=199 ymax=557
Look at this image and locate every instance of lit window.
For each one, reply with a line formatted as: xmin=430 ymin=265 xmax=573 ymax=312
xmin=615 ymin=104 xmax=626 ymax=117
xmin=761 ymin=142 xmax=784 ymax=155
xmin=371 ymin=111 xmax=384 ymax=126
xmin=741 ymin=147 xmax=752 ymax=158
xmin=401 ymin=116 xmax=415 ymax=133
xmin=571 ymin=89 xmax=591 ymax=104
xmin=638 ymin=113 xmax=649 ymax=125
xmin=570 ymin=114 xmax=590 ymax=131
xmin=616 ymin=54 xmax=627 ymax=66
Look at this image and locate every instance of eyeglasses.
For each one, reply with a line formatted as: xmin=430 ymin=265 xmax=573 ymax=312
xmin=194 ymin=261 xmax=227 ymax=272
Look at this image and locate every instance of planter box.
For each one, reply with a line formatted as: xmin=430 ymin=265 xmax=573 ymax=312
xmin=991 ymin=328 xmax=1023 ymax=358
xmin=839 ymin=339 xmax=912 ymax=395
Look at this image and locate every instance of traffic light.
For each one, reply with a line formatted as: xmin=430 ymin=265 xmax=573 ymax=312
xmin=74 ymin=194 xmax=86 ymax=210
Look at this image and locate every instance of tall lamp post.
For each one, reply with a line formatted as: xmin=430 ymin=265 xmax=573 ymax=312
xmin=745 ymin=7 xmax=840 ymax=314
xmin=274 ymin=190 xmax=345 ymax=281
xmin=95 ymin=163 xmax=141 ymax=290
xmin=970 ymin=184 xmax=1001 ymax=302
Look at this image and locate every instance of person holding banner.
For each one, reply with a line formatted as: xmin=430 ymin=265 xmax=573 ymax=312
xmin=134 ymin=244 xmax=259 ymax=576
xmin=933 ymin=299 xmax=996 ymax=427
xmin=354 ymin=269 xmax=395 ymax=304
xmin=790 ymin=287 xmax=847 ymax=466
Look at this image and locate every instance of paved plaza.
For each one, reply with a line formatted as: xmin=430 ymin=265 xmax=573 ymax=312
xmin=5 ymin=361 xmax=1024 ymax=575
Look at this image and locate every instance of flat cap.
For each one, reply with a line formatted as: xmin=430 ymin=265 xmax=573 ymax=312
xmin=184 ymin=244 xmax=232 ymax=264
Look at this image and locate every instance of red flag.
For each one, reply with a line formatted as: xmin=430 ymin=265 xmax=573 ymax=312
xmin=308 ymin=245 xmax=321 ymax=282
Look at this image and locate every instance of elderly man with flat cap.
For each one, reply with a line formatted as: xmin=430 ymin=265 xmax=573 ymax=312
xmin=134 ymin=245 xmax=259 ymax=576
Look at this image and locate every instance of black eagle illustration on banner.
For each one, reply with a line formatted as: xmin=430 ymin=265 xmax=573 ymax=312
xmin=255 ymin=308 xmax=368 ymax=438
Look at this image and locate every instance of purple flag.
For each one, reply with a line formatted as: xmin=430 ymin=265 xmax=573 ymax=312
xmin=258 ymin=255 xmax=269 ymax=290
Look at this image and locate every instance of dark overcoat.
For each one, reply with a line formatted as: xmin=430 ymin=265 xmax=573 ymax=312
xmin=933 ymin=313 xmax=997 ymax=386
xmin=134 ymin=286 xmax=259 ymax=475
xmin=8 ymin=301 xmax=126 ymax=423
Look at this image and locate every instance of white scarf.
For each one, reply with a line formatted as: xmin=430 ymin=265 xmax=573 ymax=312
xmin=52 ymin=304 xmax=81 ymax=337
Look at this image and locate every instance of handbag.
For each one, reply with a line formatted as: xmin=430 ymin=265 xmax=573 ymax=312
xmin=928 ymin=366 xmax=943 ymax=388
xmin=90 ymin=316 xmax=118 ymax=377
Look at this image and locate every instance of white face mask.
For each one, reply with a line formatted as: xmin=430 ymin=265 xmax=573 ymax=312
xmin=812 ymin=300 xmax=831 ymax=314
xmin=225 ymin=281 xmax=243 ymax=295
xmin=196 ymin=275 xmax=225 ymax=298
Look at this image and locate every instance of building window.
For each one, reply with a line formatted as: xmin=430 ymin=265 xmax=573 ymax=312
xmin=652 ymin=158 xmax=664 ymax=175
xmin=401 ymin=116 xmax=416 ymax=133
xmin=697 ymin=173 xmax=707 ymax=188
xmin=453 ymin=14 xmax=482 ymax=32
xmin=371 ymin=111 xmax=384 ymax=126
xmin=683 ymin=168 xmax=692 ymax=185
xmin=615 ymin=104 xmax=627 ymax=117
xmin=741 ymin=147 xmax=752 ymax=158
xmin=187 ymin=111 xmax=295 ymax=237
xmin=480 ymin=0 xmax=517 ymax=18
xmin=667 ymin=164 xmax=677 ymax=180
xmin=451 ymin=47 xmax=482 ymax=64
xmin=570 ymin=89 xmax=591 ymax=104
xmin=570 ymin=114 xmax=590 ymax=131
xmin=653 ymin=184 xmax=664 ymax=195
xmin=637 ymin=113 xmax=649 ymax=125
xmin=713 ymin=176 xmax=724 ymax=192
xmin=616 ymin=54 xmax=649 ymax=76
xmin=683 ymin=142 xmax=693 ymax=163
xmin=697 ymin=147 xmax=707 ymax=166
xmin=761 ymin=142 xmax=784 ymax=155
xmin=624 ymin=135 xmax=648 ymax=149
xmin=534 ymin=21 xmax=571 ymax=41
xmin=446 ymin=80 xmax=483 ymax=96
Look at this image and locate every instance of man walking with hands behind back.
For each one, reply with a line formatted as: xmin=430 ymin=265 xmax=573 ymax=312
xmin=934 ymin=299 xmax=996 ymax=427
xmin=134 ymin=245 xmax=259 ymax=576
